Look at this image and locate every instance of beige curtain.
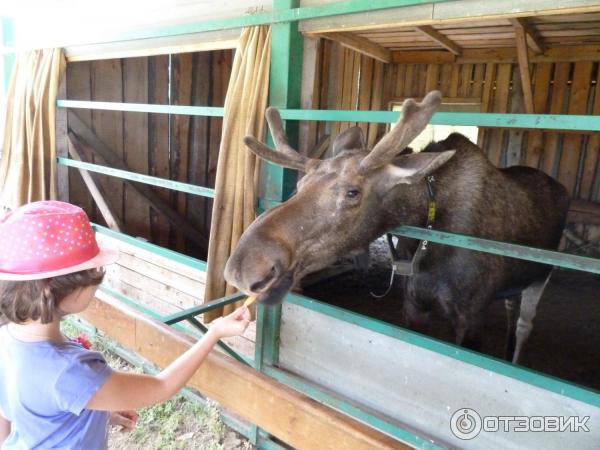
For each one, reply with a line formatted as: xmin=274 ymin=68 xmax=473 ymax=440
xmin=203 ymin=26 xmax=272 ymax=321
xmin=0 ymin=49 xmax=65 ymax=211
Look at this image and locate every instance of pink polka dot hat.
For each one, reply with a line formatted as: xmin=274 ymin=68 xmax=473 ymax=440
xmin=0 ymin=201 xmax=118 ymax=280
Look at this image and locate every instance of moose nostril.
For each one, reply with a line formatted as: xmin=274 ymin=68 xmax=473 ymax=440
xmin=249 ymin=265 xmax=278 ymax=293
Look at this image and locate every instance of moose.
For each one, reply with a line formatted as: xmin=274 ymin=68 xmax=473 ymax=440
xmin=225 ymin=91 xmax=569 ymax=363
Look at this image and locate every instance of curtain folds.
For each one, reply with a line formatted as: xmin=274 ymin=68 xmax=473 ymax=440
xmin=203 ymin=26 xmax=271 ymax=321
xmin=0 ymin=48 xmax=65 ymax=211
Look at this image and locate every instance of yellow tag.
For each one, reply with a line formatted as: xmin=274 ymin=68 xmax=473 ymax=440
xmin=428 ymin=201 xmax=437 ymax=222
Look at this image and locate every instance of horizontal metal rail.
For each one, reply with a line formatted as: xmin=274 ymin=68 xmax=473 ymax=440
xmin=57 ymin=100 xmax=225 ymax=117
xmin=163 ymin=292 xmax=246 ymax=325
xmin=93 ymin=224 xmax=207 ymax=272
xmin=98 ymin=284 xmax=251 ymax=366
xmin=285 ymin=293 xmax=600 ymax=409
xmin=393 ymin=226 xmax=600 ymax=275
xmin=56 ymin=100 xmax=600 ymax=131
xmin=58 ymin=157 xmax=216 ymax=198
xmin=280 ymin=110 xmax=600 ymax=131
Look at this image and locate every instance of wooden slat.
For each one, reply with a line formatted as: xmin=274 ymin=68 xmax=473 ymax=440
xmin=506 ymin=65 xmax=525 ymax=166
xmin=415 ymin=25 xmax=462 ymax=55
xmin=559 ymin=61 xmax=594 ymax=196
xmin=514 ymin=26 xmax=535 ymax=113
xmin=187 ymin=52 xmax=211 ymax=256
xmin=391 ymin=45 xmax=600 ymax=64
xmin=403 ymin=64 xmax=415 ymax=97
xmin=66 ymin=61 xmax=94 ymax=216
xmin=170 ymin=53 xmax=193 ymax=252
xmin=486 ymin=63 xmax=512 ymax=165
xmin=368 ymin=60 xmax=384 ymax=148
xmin=415 ymin=64 xmax=428 ymax=97
xmin=477 ymin=62 xmax=497 ymax=148
xmin=67 ymin=133 xmax=122 ymax=231
xmin=509 ymin=17 xmax=545 ymax=54
xmin=579 ymin=66 xmax=600 ymax=200
xmin=458 ymin=63 xmax=472 ymax=97
xmin=394 ymin=64 xmax=406 ymax=99
xmin=524 ymin=63 xmax=553 ymax=168
xmin=350 ymin=51 xmax=361 ymax=126
xmin=91 ymin=60 xmax=124 ymax=225
xmin=318 ymin=40 xmax=332 ymax=140
xmin=340 ymin=48 xmax=355 ymax=132
xmin=331 ymin=42 xmax=345 ymax=140
xmin=541 ymin=62 xmax=571 ymax=176
xmin=357 ymin=55 xmax=374 ymax=138
xmin=470 ymin=63 xmax=485 ymax=98
xmin=148 ymin=55 xmax=171 ymax=248
xmin=448 ymin=64 xmax=460 ymax=97
xmin=123 ymin=57 xmax=150 ymax=240
xmin=438 ymin=63 xmax=453 ymax=97
xmin=424 ymin=63 xmax=440 ymax=92
xmin=80 ymin=294 xmax=407 ymax=450
xmin=318 ymin=32 xmax=391 ymax=63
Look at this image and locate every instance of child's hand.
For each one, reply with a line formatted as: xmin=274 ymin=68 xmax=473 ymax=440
xmin=110 ymin=410 xmax=138 ymax=432
xmin=210 ymin=306 xmax=251 ymax=339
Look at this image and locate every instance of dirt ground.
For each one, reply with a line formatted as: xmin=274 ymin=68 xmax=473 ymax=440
xmin=303 ymin=238 xmax=600 ymax=392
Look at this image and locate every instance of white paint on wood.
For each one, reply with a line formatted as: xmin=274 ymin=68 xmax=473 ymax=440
xmin=279 ymin=303 xmax=600 ymax=449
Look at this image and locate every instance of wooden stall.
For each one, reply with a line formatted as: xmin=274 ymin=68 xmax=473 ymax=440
xmin=3 ymin=1 xmax=600 ymax=449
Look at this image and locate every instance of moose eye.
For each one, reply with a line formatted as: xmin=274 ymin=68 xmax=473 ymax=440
xmin=346 ymin=189 xmax=361 ymax=199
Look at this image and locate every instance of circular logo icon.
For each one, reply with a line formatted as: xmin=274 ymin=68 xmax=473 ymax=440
xmin=450 ymin=408 xmax=482 ymax=440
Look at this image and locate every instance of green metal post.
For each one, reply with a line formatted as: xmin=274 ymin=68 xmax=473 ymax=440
xmin=255 ymin=0 xmax=303 ymax=371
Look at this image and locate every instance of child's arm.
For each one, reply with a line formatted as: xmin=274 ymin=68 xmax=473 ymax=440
xmin=0 ymin=414 xmax=10 ymax=444
xmin=87 ymin=305 xmax=250 ymax=411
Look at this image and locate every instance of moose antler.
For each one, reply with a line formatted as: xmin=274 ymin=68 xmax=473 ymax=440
xmin=243 ymin=107 xmax=319 ymax=172
xmin=359 ymin=90 xmax=442 ymax=173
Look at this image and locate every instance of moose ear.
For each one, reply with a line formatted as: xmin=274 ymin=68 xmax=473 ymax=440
xmin=332 ymin=127 xmax=366 ymax=156
xmin=386 ymin=150 xmax=455 ymax=185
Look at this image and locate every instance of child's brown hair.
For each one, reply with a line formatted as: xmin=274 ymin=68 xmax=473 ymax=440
xmin=0 ymin=268 xmax=104 ymax=324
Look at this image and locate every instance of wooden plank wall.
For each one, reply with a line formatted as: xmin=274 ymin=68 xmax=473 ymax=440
xmin=312 ymin=42 xmax=600 ymax=202
xmin=66 ymin=51 xmax=233 ymax=260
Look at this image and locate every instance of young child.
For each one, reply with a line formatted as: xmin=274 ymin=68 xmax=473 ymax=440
xmin=0 ymin=201 xmax=251 ymax=449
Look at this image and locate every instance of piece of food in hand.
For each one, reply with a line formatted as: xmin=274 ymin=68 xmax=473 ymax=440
xmin=243 ymin=295 xmax=257 ymax=307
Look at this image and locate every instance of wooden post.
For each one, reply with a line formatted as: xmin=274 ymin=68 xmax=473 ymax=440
xmin=514 ymin=26 xmax=535 ymax=114
xmin=67 ymin=133 xmax=122 ymax=231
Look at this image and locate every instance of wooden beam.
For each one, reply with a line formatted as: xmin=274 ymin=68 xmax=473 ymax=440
xmin=391 ymin=44 xmax=600 ymax=64
xmin=79 ymin=292 xmax=407 ymax=450
xmin=317 ymin=32 xmax=391 ymax=63
xmin=414 ymin=25 xmax=462 ymax=55
xmin=509 ymin=17 xmax=544 ymax=55
xmin=514 ymin=27 xmax=535 ymax=114
xmin=67 ymin=133 xmax=123 ymax=231
xmin=68 ymin=112 xmax=208 ymax=251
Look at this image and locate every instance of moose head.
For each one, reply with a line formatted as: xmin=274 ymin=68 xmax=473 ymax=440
xmin=225 ymin=91 xmax=455 ymax=305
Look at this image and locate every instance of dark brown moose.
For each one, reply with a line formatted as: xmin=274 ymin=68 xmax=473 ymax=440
xmin=225 ymin=91 xmax=569 ymax=363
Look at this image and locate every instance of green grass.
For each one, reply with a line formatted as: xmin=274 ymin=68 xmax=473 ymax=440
xmin=60 ymin=318 xmax=253 ymax=450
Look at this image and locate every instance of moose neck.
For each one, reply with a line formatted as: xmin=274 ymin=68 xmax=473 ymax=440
xmin=382 ymin=178 xmax=433 ymax=232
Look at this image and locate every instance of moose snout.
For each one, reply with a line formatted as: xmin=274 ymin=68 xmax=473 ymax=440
xmin=224 ymin=236 xmax=292 ymax=295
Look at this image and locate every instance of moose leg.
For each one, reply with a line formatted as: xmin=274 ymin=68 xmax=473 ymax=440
xmin=512 ymin=272 xmax=553 ymax=364
xmin=504 ymin=295 xmax=521 ymax=361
